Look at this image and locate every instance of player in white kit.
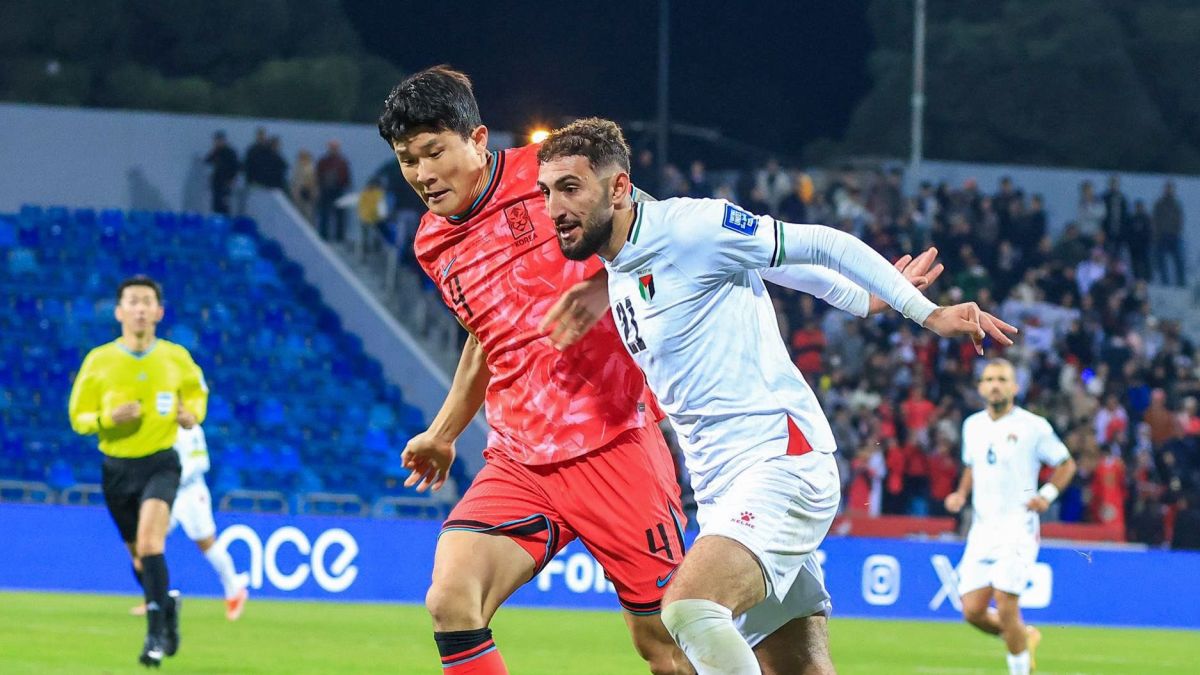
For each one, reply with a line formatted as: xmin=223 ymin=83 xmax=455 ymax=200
xmin=535 ymin=118 xmax=1016 ymax=675
xmin=945 ymin=359 xmax=1075 ymax=675
xmin=131 ymin=425 xmax=249 ymax=621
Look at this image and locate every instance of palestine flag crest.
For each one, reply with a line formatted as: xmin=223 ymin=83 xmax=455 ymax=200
xmin=638 ymin=271 xmax=655 ymax=301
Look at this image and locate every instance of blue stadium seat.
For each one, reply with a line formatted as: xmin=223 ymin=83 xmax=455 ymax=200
xmin=1 ymin=204 xmax=427 ymax=505
xmin=0 ymin=217 xmax=16 ymax=249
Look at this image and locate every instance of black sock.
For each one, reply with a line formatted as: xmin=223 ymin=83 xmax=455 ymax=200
xmin=140 ymin=554 xmax=170 ymax=637
xmin=434 ymin=627 xmax=494 ymax=660
xmin=131 ymin=563 xmax=143 ymax=589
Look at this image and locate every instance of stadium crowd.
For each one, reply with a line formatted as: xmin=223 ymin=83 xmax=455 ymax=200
xmin=638 ymin=161 xmax=1197 ymax=550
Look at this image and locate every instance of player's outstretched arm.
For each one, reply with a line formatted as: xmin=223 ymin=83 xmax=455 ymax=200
xmin=403 ymin=334 xmax=490 ymax=492
xmin=865 ymin=248 xmax=943 ymax=314
xmin=760 ymin=264 xmax=872 ymax=317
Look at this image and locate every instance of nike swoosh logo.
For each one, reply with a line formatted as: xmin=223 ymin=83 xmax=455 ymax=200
xmin=441 ymin=255 xmax=458 ymax=279
xmin=655 ymin=568 xmax=677 ymax=588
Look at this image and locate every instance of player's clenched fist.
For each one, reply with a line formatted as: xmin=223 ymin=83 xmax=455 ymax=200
xmin=944 ymin=491 xmax=967 ymax=514
xmin=402 ymin=430 xmax=457 ymax=493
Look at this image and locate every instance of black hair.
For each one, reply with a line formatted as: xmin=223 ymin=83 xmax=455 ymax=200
xmin=116 ymin=275 xmax=163 ymax=304
xmin=378 ymin=65 xmax=482 ymax=146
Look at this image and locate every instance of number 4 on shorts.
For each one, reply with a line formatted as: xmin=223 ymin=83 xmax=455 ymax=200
xmin=645 ymin=523 xmax=675 ymax=561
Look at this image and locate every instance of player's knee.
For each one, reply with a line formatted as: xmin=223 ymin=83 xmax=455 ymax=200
xmin=630 ymin=624 xmax=690 ymax=675
xmin=962 ymin=604 xmax=988 ymax=627
xmin=424 ymin=581 xmax=484 ymax=630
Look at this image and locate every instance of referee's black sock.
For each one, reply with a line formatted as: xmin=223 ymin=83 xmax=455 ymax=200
xmin=140 ymin=554 xmax=170 ymax=637
xmin=131 ymin=563 xmax=143 ymax=589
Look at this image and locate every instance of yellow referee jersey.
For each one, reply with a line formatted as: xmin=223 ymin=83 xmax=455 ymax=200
xmin=68 ymin=339 xmax=209 ymax=458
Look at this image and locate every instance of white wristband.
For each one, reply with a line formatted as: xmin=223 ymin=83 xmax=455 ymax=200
xmin=1038 ymin=483 xmax=1060 ymax=503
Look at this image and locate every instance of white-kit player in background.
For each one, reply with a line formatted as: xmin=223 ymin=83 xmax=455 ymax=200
xmin=131 ymin=424 xmax=249 ymax=621
xmin=536 ymin=118 xmax=1016 ymax=675
xmin=944 ymin=359 xmax=1076 ymax=675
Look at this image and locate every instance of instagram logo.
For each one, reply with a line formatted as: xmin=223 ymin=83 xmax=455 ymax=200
xmin=862 ymin=554 xmax=901 ymax=606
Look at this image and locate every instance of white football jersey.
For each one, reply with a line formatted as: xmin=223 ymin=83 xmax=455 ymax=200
xmin=602 ymin=198 xmax=936 ymax=501
xmin=173 ymin=425 xmax=210 ymax=486
xmin=961 ymin=406 xmax=1069 ymax=535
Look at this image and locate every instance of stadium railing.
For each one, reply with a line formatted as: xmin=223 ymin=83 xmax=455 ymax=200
xmin=0 ymin=480 xmax=55 ymax=504
xmin=299 ymin=492 xmax=369 ymax=517
xmin=372 ymin=495 xmax=452 ymax=520
xmin=59 ymin=483 xmax=104 ymax=507
xmin=218 ymin=489 xmax=290 ymax=515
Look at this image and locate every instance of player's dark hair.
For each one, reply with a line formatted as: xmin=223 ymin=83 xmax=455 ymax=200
xmin=378 ymin=65 xmax=482 ymax=145
xmin=537 ymin=118 xmax=631 ymax=173
xmin=116 ymin=275 xmax=163 ymax=304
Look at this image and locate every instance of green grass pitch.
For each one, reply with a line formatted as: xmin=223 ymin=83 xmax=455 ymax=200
xmin=0 ymin=591 xmax=1192 ymax=673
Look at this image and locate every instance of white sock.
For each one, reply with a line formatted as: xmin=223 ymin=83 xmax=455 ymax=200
xmin=204 ymin=543 xmax=241 ymax=598
xmin=660 ymin=599 xmax=761 ymax=675
xmin=1007 ymin=650 xmax=1030 ymax=675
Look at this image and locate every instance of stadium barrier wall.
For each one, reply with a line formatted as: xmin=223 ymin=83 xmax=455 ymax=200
xmin=4 ymin=504 xmax=1198 ymax=629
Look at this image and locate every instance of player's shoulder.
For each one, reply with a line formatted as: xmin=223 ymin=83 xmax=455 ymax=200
xmin=1011 ymin=406 xmax=1048 ymax=424
xmin=507 ymin=142 xmax=542 ymax=166
xmin=637 ymin=197 xmax=741 ymax=244
xmin=82 ymin=341 xmax=120 ymax=363
xmin=159 ymin=340 xmax=198 ymax=362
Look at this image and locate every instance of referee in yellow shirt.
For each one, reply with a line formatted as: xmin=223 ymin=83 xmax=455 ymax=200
xmin=68 ymin=275 xmax=208 ymax=667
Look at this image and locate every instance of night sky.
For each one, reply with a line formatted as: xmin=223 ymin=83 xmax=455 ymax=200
xmin=345 ymin=1 xmax=872 ymax=167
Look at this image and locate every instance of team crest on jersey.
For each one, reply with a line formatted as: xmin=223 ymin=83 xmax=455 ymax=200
xmin=722 ymin=203 xmax=759 ymax=236
xmin=1007 ymin=433 xmax=1019 ymax=444
xmin=637 ymin=269 xmax=656 ymax=301
xmin=504 ymin=201 xmax=536 ymax=245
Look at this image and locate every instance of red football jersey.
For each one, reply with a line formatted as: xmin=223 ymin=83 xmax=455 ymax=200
xmin=414 ymin=144 xmax=653 ymax=465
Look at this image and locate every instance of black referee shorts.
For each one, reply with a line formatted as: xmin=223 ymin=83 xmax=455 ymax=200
xmin=101 ymin=449 xmax=182 ymax=543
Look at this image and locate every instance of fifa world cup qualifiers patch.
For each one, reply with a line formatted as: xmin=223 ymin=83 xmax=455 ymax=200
xmin=722 ymin=203 xmax=759 ymax=236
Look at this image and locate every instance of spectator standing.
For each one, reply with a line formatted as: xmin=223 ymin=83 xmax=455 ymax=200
xmin=1126 ymin=200 xmax=1153 ymax=281
xmin=1101 ymin=175 xmax=1129 ymax=256
xmin=262 ymin=136 xmax=288 ymax=190
xmin=316 ymin=140 xmax=352 ymax=242
xmin=1077 ymin=180 xmax=1106 ymax=245
xmin=243 ymin=127 xmax=272 ymax=187
xmin=754 ymin=157 xmax=791 ymax=212
xmin=203 ymin=131 xmax=238 ymax=215
xmin=633 ymin=148 xmax=661 ymax=198
xmin=357 ymin=177 xmax=388 ymax=252
xmin=743 ymin=185 xmax=772 ymax=217
xmin=1143 ymin=388 xmax=1181 ymax=450
xmin=290 ymin=150 xmax=318 ymax=223
xmin=686 ymin=160 xmax=712 ymax=198
xmin=777 ymin=172 xmax=809 ymax=224
xmin=1152 ymin=181 xmax=1186 ymax=286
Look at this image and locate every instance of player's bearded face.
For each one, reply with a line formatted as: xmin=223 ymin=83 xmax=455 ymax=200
xmin=557 ymin=180 xmax=615 ymax=261
xmin=978 ymin=366 xmax=1017 ymax=408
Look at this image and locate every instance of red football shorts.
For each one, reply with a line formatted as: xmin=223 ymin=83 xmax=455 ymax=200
xmin=442 ymin=423 xmax=687 ymax=614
